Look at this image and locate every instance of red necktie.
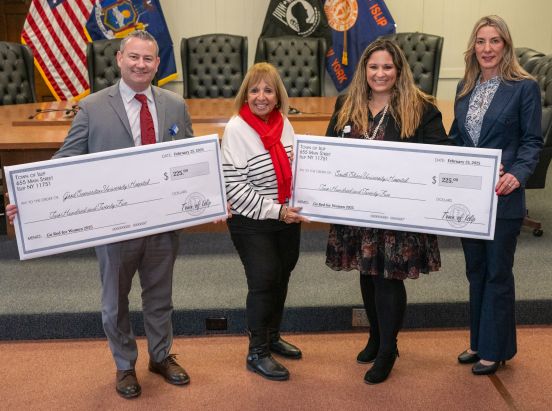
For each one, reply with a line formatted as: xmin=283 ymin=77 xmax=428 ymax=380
xmin=134 ymin=94 xmax=156 ymax=145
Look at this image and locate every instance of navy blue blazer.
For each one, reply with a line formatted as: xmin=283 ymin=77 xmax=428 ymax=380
xmin=449 ymin=79 xmax=543 ymax=219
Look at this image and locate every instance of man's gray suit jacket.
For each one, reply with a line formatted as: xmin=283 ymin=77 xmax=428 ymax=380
xmin=53 ymin=82 xmax=193 ymax=158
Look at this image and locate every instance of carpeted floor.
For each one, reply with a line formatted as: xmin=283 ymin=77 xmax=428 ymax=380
xmin=1 ymin=327 xmax=551 ymax=410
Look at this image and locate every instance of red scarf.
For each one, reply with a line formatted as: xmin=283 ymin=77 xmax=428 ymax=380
xmin=239 ymin=104 xmax=292 ymax=204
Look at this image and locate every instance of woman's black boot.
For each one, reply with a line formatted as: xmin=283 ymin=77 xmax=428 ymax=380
xmin=269 ymin=329 xmax=302 ymax=359
xmin=357 ymin=336 xmax=379 ymax=364
xmin=359 ymin=275 xmax=380 ymax=364
xmin=364 ymin=349 xmax=399 ymax=384
xmin=246 ymin=330 xmax=289 ymax=381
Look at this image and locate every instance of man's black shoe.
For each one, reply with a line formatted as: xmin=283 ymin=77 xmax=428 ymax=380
xmin=116 ymin=369 xmax=141 ymax=399
xmin=149 ymin=354 xmax=190 ymax=385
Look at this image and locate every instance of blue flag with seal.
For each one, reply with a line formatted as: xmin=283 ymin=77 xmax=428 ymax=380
xmin=324 ymin=0 xmax=395 ymax=91
xmin=85 ymin=0 xmax=177 ymax=86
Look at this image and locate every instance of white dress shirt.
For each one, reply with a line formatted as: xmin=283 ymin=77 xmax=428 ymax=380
xmin=119 ymin=79 xmax=159 ymax=146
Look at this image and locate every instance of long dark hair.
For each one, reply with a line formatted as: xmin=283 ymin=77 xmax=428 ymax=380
xmin=336 ymin=38 xmax=435 ymax=138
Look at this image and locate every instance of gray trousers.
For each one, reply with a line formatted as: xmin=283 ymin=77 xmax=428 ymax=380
xmin=95 ymin=231 xmax=179 ymax=370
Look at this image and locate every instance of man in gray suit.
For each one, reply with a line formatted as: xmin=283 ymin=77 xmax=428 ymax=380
xmin=7 ymin=30 xmax=193 ymax=399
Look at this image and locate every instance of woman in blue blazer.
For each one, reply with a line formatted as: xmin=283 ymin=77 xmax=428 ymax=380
xmin=449 ymin=15 xmax=543 ymax=375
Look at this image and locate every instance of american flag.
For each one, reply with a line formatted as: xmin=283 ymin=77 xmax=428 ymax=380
xmin=21 ymin=0 xmax=95 ymax=100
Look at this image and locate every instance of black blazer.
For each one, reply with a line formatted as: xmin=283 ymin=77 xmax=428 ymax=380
xmin=326 ymin=95 xmax=451 ymax=146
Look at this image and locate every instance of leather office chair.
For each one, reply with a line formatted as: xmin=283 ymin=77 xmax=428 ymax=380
xmin=515 ymin=47 xmax=545 ymax=74
xmin=86 ymin=38 xmax=122 ymax=93
xmin=255 ymin=35 xmax=327 ymax=97
xmin=0 ymin=41 xmax=36 ymax=105
xmin=0 ymin=42 xmax=36 ymax=231
xmin=381 ymin=32 xmax=444 ymax=96
xmin=523 ymin=54 xmax=552 ymax=236
xmin=181 ymin=34 xmax=247 ymax=99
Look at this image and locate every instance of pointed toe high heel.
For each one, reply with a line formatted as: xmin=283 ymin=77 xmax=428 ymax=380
xmin=458 ymin=350 xmax=480 ymax=364
xmin=471 ymin=360 xmax=506 ymax=375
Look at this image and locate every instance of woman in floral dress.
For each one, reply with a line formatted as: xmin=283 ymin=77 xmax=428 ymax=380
xmin=325 ymin=39 xmax=451 ymax=384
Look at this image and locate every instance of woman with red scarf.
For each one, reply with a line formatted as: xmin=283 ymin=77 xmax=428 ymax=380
xmin=221 ymin=63 xmax=308 ymax=381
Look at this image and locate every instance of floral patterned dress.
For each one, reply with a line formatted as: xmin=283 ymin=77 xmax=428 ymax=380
xmin=325 ymin=109 xmax=441 ymax=280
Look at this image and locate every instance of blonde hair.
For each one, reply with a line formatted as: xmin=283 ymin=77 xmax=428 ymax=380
xmin=335 ymin=39 xmax=435 ymax=138
xmin=458 ymin=15 xmax=531 ymax=98
xmin=233 ymin=62 xmax=289 ymax=116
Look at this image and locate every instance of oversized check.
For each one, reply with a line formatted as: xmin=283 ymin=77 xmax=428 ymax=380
xmin=5 ymin=135 xmax=227 ymax=260
xmin=291 ymin=135 xmax=501 ymax=240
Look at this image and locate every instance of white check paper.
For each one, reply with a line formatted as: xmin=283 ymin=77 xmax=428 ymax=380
xmin=6 ymin=135 xmax=227 ymax=260
xmin=291 ymin=135 xmax=501 ymax=240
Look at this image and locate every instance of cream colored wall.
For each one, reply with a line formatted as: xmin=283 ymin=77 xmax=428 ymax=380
xmin=161 ymin=0 xmax=271 ymax=95
xmin=386 ymin=0 xmax=552 ymax=100
xmin=161 ymin=0 xmax=552 ymax=100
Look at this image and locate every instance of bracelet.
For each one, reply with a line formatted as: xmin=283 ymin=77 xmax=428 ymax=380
xmin=279 ymin=205 xmax=288 ymax=221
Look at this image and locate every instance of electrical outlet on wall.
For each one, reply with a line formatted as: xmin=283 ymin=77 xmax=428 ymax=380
xmin=352 ymin=308 xmax=370 ymax=327
xmin=205 ymin=317 xmax=227 ymax=331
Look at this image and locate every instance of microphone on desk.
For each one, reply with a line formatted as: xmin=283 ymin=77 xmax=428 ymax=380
xmin=27 ymin=105 xmax=79 ymax=119
xmin=65 ymin=104 xmax=80 ymax=115
xmin=288 ymin=106 xmax=301 ymax=115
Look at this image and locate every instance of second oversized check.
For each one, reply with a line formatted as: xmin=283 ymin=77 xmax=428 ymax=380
xmin=291 ymin=135 xmax=501 ymax=240
xmin=6 ymin=135 xmax=227 ymax=260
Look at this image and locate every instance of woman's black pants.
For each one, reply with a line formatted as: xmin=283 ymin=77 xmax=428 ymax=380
xmin=228 ymin=215 xmax=301 ymax=347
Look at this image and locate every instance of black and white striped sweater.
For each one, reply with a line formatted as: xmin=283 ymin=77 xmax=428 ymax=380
xmin=221 ymin=115 xmax=294 ymax=220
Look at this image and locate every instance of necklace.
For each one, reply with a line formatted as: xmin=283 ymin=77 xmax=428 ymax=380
xmin=363 ymin=104 xmax=388 ymax=140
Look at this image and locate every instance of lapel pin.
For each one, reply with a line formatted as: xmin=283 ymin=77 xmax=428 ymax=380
xmin=169 ymin=124 xmax=179 ymax=138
